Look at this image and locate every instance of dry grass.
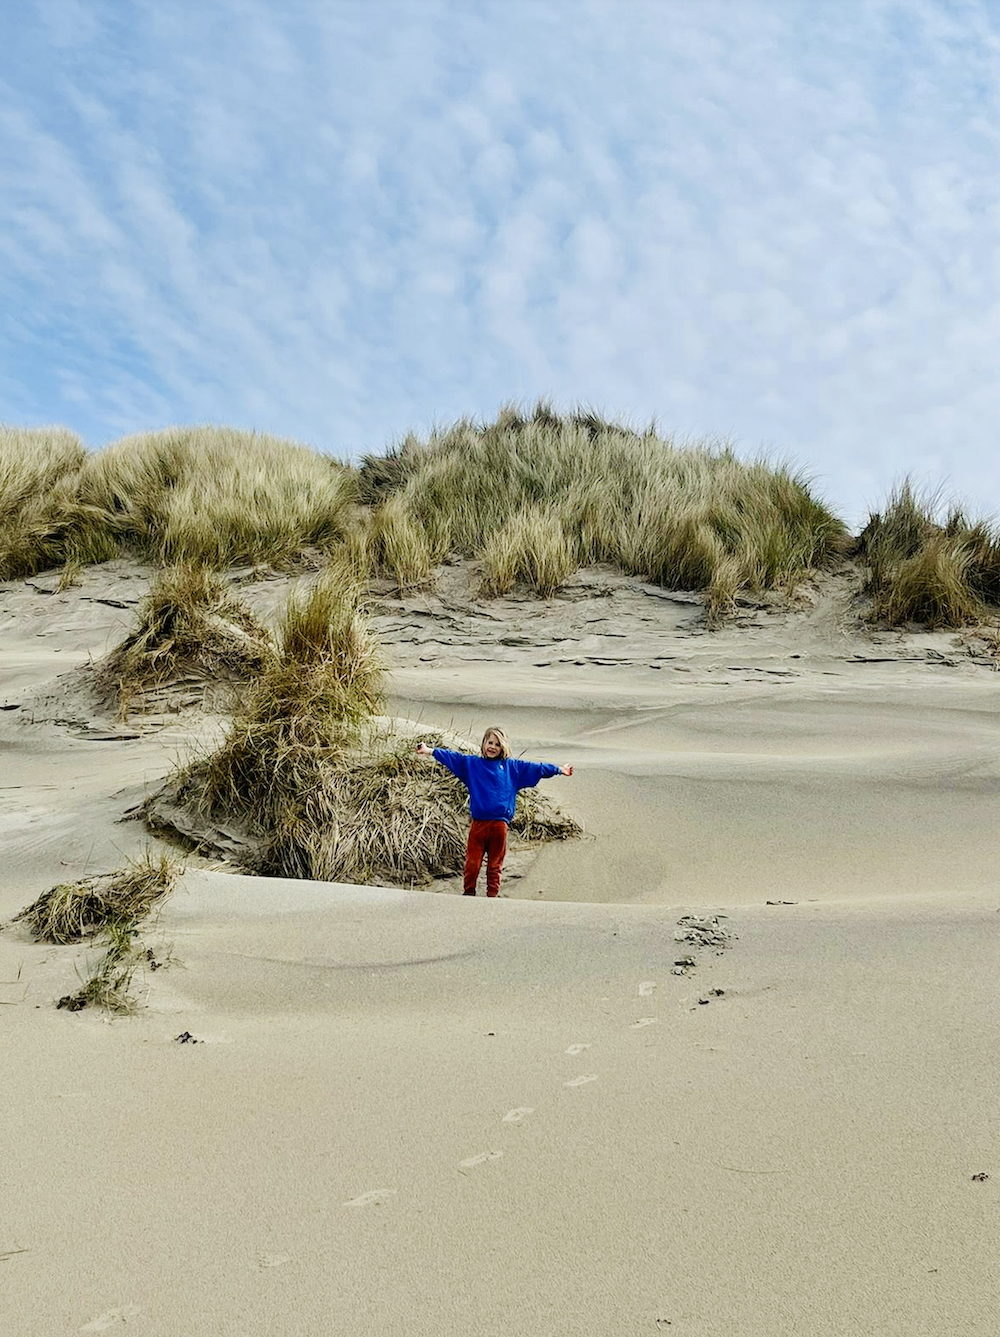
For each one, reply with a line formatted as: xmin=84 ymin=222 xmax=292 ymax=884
xmin=155 ymin=567 xmax=386 ymax=870
xmin=15 ymin=849 xmax=178 ymax=944
xmin=141 ymin=566 xmax=578 ymax=884
xmin=859 ymin=481 xmax=1000 ymax=627
xmin=55 ymin=920 xmax=144 ymax=1015
xmin=367 ymin=403 xmax=845 ymax=603
xmin=153 ymin=721 xmax=581 ymax=885
xmin=98 ymin=563 xmax=273 ymax=717
xmin=0 ymin=425 xmax=356 ymax=577
xmin=274 ymin=561 xmax=385 ymax=721
xmin=15 ymin=848 xmax=179 ymax=1015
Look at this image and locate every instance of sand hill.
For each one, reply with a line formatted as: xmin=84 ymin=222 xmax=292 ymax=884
xmin=1 ymin=559 xmax=997 ymax=1336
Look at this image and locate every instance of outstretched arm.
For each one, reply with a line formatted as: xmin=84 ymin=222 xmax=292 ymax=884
xmin=510 ymin=758 xmax=573 ymax=788
xmin=416 ymin=743 xmax=471 ymax=783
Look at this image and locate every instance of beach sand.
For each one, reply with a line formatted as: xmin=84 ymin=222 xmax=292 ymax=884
xmin=1 ymin=562 xmax=998 ymax=1335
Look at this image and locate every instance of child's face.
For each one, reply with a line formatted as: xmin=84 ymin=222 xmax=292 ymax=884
xmin=482 ymin=733 xmax=502 ymax=759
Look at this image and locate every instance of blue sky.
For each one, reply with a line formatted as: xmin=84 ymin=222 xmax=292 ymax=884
xmin=2 ymin=0 xmax=999 ymax=527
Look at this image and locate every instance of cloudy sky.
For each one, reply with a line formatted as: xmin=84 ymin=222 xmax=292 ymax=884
xmin=2 ymin=0 xmax=999 ymax=525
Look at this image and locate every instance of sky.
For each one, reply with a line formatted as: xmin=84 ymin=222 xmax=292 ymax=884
xmin=2 ymin=0 xmax=1000 ymax=527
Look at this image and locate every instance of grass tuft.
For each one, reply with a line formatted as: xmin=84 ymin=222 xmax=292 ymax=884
xmin=98 ymin=563 xmax=273 ymax=716
xmin=15 ymin=850 xmax=179 ymax=945
xmin=875 ymin=536 xmax=981 ymax=628
xmin=42 ymin=851 xmax=177 ymax=1015
xmin=152 ymin=569 xmax=387 ymax=871
xmin=859 ymin=481 xmax=1000 ymax=627
xmin=15 ymin=849 xmax=179 ymax=1017
xmin=479 ymin=504 xmax=578 ymax=597
xmin=367 ymin=493 xmax=436 ymax=590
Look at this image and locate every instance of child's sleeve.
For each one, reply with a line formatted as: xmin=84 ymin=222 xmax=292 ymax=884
xmin=509 ymin=759 xmax=561 ymax=790
xmin=432 ymin=748 xmax=471 ymax=783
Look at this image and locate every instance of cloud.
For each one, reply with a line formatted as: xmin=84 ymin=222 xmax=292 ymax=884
xmin=2 ymin=0 xmax=1000 ymax=522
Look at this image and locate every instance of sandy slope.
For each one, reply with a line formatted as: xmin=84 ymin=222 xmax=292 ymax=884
xmin=1 ymin=562 xmax=998 ymax=1335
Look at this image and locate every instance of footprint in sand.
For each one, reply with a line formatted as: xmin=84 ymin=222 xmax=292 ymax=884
xmin=631 ymin=1017 xmax=657 ymax=1028
xmin=564 ymin=1042 xmax=591 ymax=1055
xmin=638 ymin=981 xmax=657 ymax=997
xmin=563 ymin=1073 xmax=599 ymax=1088
xmin=502 ymin=1107 xmax=534 ymax=1124
xmin=459 ymin=1150 xmax=504 ymax=1169
xmin=257 ymin=1253 xmax=292 ymax=1269
xmin=343 ymin=1188 xmax=398 ymax=1208
xmin=80 ymin=1307 xmax=142 ymax=1332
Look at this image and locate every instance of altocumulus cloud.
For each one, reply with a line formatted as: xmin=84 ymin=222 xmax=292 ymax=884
xmin=2 ymin=0 xmax=1000 ymax=524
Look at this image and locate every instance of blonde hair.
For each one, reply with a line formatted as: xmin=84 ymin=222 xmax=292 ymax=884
xmin=481 ymin=727 xmax=509 ymax=759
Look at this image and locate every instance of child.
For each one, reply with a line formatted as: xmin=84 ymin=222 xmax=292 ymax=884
xmin=416 ymin=727 xmax=573 ymax=897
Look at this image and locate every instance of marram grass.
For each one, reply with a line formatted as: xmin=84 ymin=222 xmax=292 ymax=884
xmin=15 ymin=849 xmax=180 ymax=1015
xmin=858 ymin=481 xmax=1000 ymax=628
xmin=363 ymin=403 xmax=847 ymax=610
xmin=0 ymin=425 xmax=356 ymax=578
xmin=146 ymin=564 xmax=579 ymax=882
xmin=10 ymin=410 xmax=1000 ymax=632
xmin=15 ymin=849 xmax=178 ymax=944
xmin=98 ymin=563 xmax=273 ymax=717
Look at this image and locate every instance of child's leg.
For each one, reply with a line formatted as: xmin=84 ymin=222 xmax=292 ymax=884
xmin=463 ymin=820 xmax=488 ymax=895
xmin=484 ymin=821 xmax=508 ymax=897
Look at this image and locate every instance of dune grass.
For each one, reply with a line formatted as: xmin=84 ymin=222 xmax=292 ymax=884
xmin=159 ymin=565 xmax=386 ymax=874
xmin=0 ymin=425 xmax=356 ymax=579
xmin=157 ymin=720 xmax=581 ymax=885
xmin=858 ymin=482 xmax=1000 ymax=627
xmin=98 ymin=563 xmax=273 ymax=717
xmin=16 ymin=849 xmax=178 ymax=944
xmin=147 ymin=561 xmax=579 ymax=882
xmin=364 ymin=403 xmax=846 ymax=610
xmin=362 ymin=492 xmax=436 ymax=591
xmin=479 ymin=503 xmax=577 ymax=597
xmin=0 ymin=425 xmax=91 ymax=579
xmin=3 ymin=409 xmax=843 ymax=615
xmin=15 ymin=849 xmax=179 ymax=1014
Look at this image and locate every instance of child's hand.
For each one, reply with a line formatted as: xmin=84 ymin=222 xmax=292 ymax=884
xmin=561 ymin=764 xmax=573 ymax=776
xmin=415 ymin=742 xmax=433 ymax=756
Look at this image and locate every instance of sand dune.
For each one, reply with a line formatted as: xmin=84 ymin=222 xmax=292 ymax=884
xmin=2 ymin=562 xmax=998 ymax=1335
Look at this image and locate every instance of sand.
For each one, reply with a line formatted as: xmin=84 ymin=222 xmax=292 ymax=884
xmin=1 ymin=561 xmax=998 ymax=1335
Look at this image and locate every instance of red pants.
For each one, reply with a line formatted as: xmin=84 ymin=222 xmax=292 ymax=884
xmin=464 ymin=819 xmax=508 ymax=897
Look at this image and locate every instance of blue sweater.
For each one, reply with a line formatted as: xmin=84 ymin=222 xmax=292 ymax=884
xmin=432 ymin=749 xmax=561 ymax=823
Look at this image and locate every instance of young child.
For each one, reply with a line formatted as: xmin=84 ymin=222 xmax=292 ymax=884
xmin=416 ymin=727 xmax=573 ymax=897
